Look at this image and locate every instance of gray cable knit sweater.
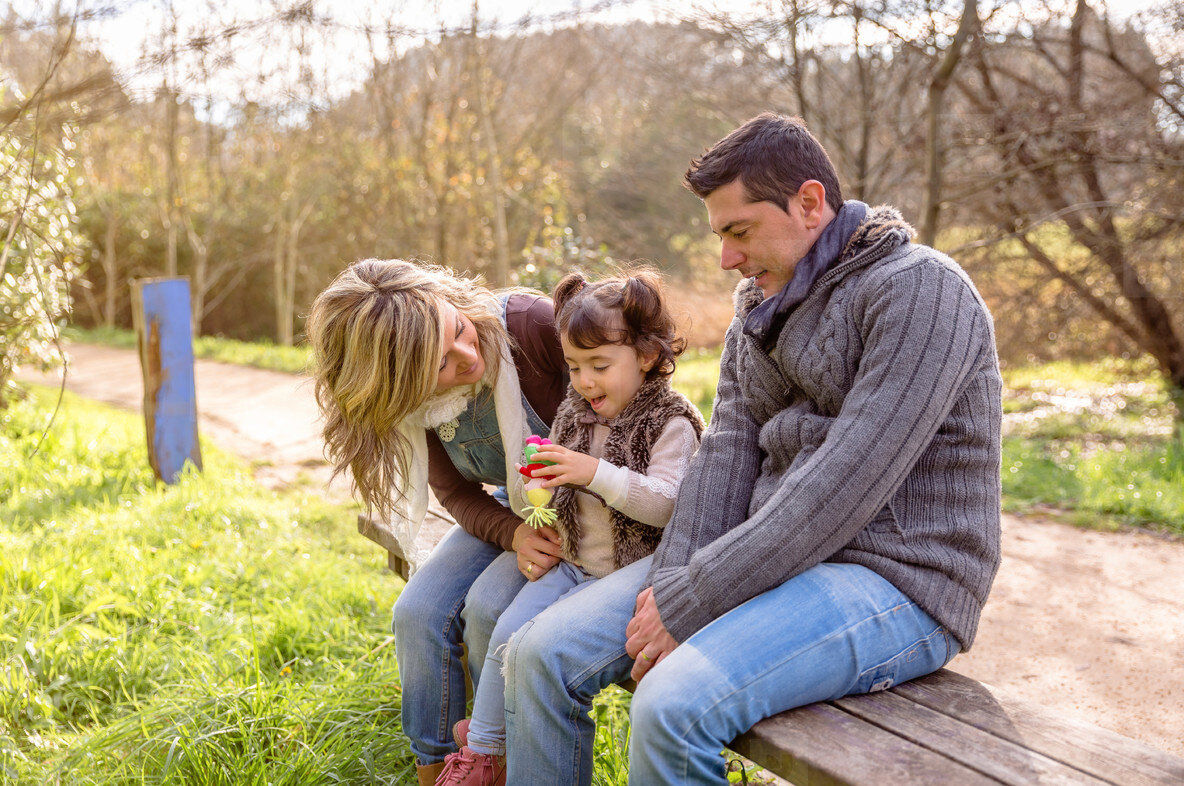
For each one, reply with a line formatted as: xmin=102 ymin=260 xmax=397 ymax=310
xmin=647 ymin=206 xmax=1002 ymax=650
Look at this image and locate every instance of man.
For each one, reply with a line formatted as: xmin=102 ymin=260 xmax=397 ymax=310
xmin=503 ymin=112 xmax=1001 ymax=785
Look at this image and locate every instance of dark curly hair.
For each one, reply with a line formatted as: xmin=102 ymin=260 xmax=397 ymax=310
xmin=551 ymin=269 xmax=686 ymax=380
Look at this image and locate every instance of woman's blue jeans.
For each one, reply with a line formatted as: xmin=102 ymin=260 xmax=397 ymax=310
xmin=503 ymin=558 xmax=957 ymax=785
xmin=391 ymin=525 xmax=525 ymax=765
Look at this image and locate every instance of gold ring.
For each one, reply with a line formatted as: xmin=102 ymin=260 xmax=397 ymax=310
xmin=640 ymin=651 xmax=652 ymax=662
xmin=526 ymin=562 xmax=534 ymax=574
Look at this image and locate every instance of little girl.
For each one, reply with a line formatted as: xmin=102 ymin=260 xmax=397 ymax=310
xmin=435 ymin=270 xmax=705 ymax=786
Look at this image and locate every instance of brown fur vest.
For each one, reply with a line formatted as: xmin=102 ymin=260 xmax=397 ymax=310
xmin=550 ymin=376 xmax=705 ymax=570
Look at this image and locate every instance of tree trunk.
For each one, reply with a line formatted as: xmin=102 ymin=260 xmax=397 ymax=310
xmin=103 ymin=212 xmax=118 ymax=327
xmin=164 ymin=86 xmax=179 ymax=277
xmin=920 ymin=0 xmax=977 ymax=247
xmin=477 ymin=48 xmax=511 ymax=288
xmin=185 ymin=220 xmax=208 ymax=337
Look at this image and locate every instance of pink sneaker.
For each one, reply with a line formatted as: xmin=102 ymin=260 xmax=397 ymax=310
xmin=433 ymin=746 xmax=506 ymax=786
xmin=452 ymin=718 xmax=470 ymax=748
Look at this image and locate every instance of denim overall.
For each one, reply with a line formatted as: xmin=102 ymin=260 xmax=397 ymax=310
xmin=435 ymin=294 xmax=549 ymax=487
xmin=392 ymin=293 xmax=553 ymax=766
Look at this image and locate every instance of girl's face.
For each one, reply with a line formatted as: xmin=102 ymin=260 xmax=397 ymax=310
xmin=435 ymin=300 xmax=485 ymax=392
xmin=561 ymin=334 xmax=657 ymax=420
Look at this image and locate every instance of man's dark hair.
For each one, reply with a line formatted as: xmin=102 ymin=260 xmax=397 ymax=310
xmin=684 ymin=113 xmax=843 ymax=213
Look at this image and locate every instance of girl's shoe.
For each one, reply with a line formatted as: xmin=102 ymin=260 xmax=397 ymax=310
xmin=452 ymin=718 xmax=470 ymax=748
xmin=433 ymin=747 xmax=505 ymax=786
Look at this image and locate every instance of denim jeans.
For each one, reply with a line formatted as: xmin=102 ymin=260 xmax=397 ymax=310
xmin=391 ymin=526 xmax=526 ymax=765
xmin=504 ymin=558 xmax=956 ymax=785
xmin=467 ymin=561 xmax=596 ymax=756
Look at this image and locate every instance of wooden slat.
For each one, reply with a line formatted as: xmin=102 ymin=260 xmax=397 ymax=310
xmin=357 ymin=513 xmax=403 ymax=558
xmin=730 ymin=700 xmax=999 ymax=786
xmin=357 ymin=509 xmax=456 ymax=581
xmin=836 ymin=686 xmax=1109 ymax=785
xmin=894 ymin=670 xmax=1184 ymax=786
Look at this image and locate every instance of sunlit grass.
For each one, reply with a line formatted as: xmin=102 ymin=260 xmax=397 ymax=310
xmin=1 ymin=387 xmax=409 ymax=783
xmin=998 ymin=356 xmax=1183 ymax=533
xmin=1001 ymin=355 xmax=1165 ymax=390
xmin=672 ymin=347 xmax=722 ymax=421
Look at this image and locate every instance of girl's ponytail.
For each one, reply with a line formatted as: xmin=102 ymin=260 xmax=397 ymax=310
xmin=620 ymin=271 xmax=662 ymax=339
xmin=552 ymin=272 xmax=587 ymax=322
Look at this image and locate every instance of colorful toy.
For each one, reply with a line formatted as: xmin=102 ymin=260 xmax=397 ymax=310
xmin=518 ymin=435 xmax=558 ymax=529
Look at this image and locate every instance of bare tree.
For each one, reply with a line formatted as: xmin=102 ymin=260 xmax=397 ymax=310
xmin=953 ymin=0 xmax=1184 ymax=415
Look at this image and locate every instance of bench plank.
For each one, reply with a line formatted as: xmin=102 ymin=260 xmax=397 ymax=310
xmin=894 ymin=669 xmax=1184 ymax=785
xmin=835 ymin=687 xmax=1110 ymax=785
xmin=730 ymin=700 xmax=997 ymax=786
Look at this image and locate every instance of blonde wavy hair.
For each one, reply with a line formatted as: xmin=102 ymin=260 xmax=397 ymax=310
xmin=306 ymin=259 xmax=510 ymax=520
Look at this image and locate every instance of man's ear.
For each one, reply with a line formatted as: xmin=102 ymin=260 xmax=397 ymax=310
xmin=797 ymin=180 xmax=827 ymax=230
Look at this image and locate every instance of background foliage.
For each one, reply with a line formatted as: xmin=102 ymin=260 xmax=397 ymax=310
xmin=1 ymin=1 xmax=1180 ymax=407
xmin=0 ymin=80 xmax=82 ymax=406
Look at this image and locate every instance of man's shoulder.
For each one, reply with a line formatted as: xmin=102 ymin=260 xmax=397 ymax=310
xmin=863 ymin=241 xmax=980 ymax=296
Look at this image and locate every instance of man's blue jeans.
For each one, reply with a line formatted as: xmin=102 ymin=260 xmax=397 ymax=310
xmin=391 ymin=525 xmax=525 ymax=765
xmin=503 ymin=558 xmax=957 ymax=785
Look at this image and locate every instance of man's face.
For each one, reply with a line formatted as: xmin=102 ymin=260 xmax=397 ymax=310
xmin=704 ymin=178 xmax=819 ymax=299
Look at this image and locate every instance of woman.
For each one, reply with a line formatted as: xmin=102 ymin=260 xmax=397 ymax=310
xmin=307 ymin=259 xmax=568 ymax=785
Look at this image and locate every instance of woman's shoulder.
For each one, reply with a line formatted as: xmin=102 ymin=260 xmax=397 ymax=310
xmin=504 ymin=291 xmax=559 ymax=344
xmin=504 ymin=291 xmax=554 ymax=322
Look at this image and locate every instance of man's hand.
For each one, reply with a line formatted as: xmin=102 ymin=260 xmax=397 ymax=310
xmin=529 ymin=443 xmax=599 ymax=488
xmin=625 ymin=586 xmax=679 ymax=681
xmin=512 ymin=522 xmax=562 ymax=581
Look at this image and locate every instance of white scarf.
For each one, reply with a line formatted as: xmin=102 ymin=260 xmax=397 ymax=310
xmin=381 ymin=337 xmax=530 ymax=572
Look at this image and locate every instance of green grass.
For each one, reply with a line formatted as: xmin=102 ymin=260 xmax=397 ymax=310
xmin=63 ymin=326 xmax=313 ymax=375
xmin=1 ymin=387 xmax=409 ymax=783
xmin=672 ymin=347 xmax=722 ymax=421
xmin=2 ymin=387 xmax=652 ymax=783
xmin=1000 ymin=358 xmax=1184 ymax=533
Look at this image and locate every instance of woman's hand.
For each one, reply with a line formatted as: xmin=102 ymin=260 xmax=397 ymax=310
xmin=529 ymin=444 xmax=598 ymax=488
xmin=512 ymin=522 xmax=562 ymax=581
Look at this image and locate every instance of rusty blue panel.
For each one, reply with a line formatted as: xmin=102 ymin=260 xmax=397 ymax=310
xmin=133 ymin=278 xmax=202 ymax=483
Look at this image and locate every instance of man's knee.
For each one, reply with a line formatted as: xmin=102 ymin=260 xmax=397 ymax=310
xmin=631 ymin=647 xmax=722 ymax=743
xmin=504 ymin=618 xmax=549 ymax=681
xmin=630 ymin=667 xmax=691 ymax=736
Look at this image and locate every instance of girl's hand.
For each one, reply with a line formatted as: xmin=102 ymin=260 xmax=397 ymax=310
xmin=529 ymin=444 xmax=598 ymax=488
xmin=512 ymin=522 xmax=561 ymax=581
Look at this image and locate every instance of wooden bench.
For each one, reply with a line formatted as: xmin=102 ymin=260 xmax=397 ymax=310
xmin=359 ymin=513 xmax=1184 ymax=785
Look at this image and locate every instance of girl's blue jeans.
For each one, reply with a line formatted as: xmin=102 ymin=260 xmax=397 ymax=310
xmin=466 ymin=561 xmax=596 ymax=756
xmin=503 ymin=557 xmax=958 ymax=785
xmin=390 ymin=525 xmax=525 ymax=765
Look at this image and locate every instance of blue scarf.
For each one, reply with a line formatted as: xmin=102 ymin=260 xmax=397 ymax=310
xmin=743 ymin=200 xmax=869 ymax=348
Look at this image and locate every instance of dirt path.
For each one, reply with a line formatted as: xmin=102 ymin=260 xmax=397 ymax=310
xmin=17 ymin=343 xmax=1184 ymax=757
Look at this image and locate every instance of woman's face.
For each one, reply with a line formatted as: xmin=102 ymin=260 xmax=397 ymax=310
xmin=434 ymin=300 xmax=485 ymax=392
